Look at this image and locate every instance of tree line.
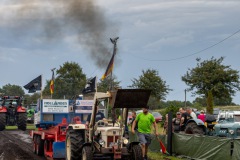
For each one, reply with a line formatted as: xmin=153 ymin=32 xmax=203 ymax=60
xmin=0 ymin=57 xmax=239 ymax=113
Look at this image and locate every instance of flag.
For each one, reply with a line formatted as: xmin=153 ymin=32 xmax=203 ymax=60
xmin=159 ymin=140 xmax=167 ymax=154
xmin=24 ymin=75 xmax=42 ymax=93
xmin=101 ymin=53 xmax=115 ymax=80
xmin=50 ymin=71 xmax=54 ymax=94
xmin=82 ymin=76 xmax=96 ymax=94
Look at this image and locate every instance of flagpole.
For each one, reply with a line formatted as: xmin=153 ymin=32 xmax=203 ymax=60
xmin=109 ymin=37 xmax=119 ymax=126
xmin=40 ymin=74 xmax=43 ymax=99
xmin=109 ymin=37 xmax=119 ymax=91
xmin=50 ymin=68 xmax=56 ymax=99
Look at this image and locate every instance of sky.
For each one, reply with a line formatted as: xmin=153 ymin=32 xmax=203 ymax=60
xmin=0 ymin=0 xmax=240 ymax=104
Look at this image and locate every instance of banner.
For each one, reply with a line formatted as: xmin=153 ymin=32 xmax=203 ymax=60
xmin=24 ymin=75 xmax=42 ymax=93
xmin=42 ymin=99 xmax=69 ymax=113
xmin=75 ymin=100 xmax=94 ymax=113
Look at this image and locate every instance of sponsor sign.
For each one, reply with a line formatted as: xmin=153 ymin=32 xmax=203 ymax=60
xmin=75 ymin=100 xmax=94 ymax=106
xmin=75 ymin=100 xmax=94 ymax=113
xmin=42 ymin=99 xmax=69 ymax=113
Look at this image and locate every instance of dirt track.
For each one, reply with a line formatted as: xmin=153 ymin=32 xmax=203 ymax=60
xmin=0 ymin=130 xmax=46 ymax=160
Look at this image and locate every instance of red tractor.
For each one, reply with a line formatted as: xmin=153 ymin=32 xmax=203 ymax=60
xmin=0 ymin=96 xmax=27 ymax=131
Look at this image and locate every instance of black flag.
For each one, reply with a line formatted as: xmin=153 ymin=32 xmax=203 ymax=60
xmin=82 ymin=76 xmax=96 ymax=94
xmin=24 ymin=75 xmax=42 ymax=93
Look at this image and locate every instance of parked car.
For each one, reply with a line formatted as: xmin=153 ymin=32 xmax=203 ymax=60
xmin=152 ymin=111 xmax=162 ymax=123
xmin=128 ymin=112 xmax=133 ymax=123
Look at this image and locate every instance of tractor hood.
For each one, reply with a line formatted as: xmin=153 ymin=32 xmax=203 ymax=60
xmin=215 ymin=122 xmax=240 ymax=129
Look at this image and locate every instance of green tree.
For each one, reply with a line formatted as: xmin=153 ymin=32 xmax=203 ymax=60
xmin=182 ymin=57 xmax=240 ymax=113
xmin=0 ymin=84 xmax=25 ymax=96
xmin=98 ymin=76 xmax=121 ymax=92
xmin=129 ymin=69 xmax=171 ymax=101
xmin=24 ymin=93 xmax=41 ymax=106
xmin=43 ymin=62 xmax=87 ymax=99
xmin=206 ymin=90 xmax=213 ymax=114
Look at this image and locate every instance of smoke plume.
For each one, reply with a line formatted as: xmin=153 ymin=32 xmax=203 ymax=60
xmin=4 ymin=0 xmax=118 ymax=67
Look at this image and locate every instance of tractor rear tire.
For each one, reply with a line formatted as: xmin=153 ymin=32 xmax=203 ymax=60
xmin=131 ymin=145 xmax=142 ymax=160
xmin=36 ymin=136 xmax=44 ymax=156
xmin=18 ymin=113 xmax=27 ymax=131
xmin=66 ymin=129 xmax=84 ymax=160
xmin=185 ymin=122 xmax=204 ymax=135
xmin=82 ymin=146 xmax=93 ymax=160
xmin=0 ymin=113 xmax=6 ymax=131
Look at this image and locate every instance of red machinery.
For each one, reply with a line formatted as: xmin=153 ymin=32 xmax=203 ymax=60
xmin=30 ymin=118 xmax=70 ymax=158
xmin=0 ymin=96 xmax=27 ymax=131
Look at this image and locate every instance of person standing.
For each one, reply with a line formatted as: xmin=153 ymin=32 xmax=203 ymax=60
xmin=132 ymin=106 xmax=158 ymax=160
xmin=163 ymin=114 xmax=168 ymax=134
xmin=172 ymin=112 xmax=182 ymax=133
xmin=187 ymin=108 xmax=197 ymax=119
xmin=131 ymin=111 xmax=138 ymax=131
xmin=198 ymin=110 xmax=206 ymax=122
xmin=179 ymin=108 xmax=191 ymax=132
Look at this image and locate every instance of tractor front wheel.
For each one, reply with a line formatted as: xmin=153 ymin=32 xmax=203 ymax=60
xmin=185 ymin=122 xmax=204 ymax=135
xmin=17 ymin=113 xmax=27 ymax=131
xmin=131 ymin=145 xmax=142 ymax=160
xmin=0 ymin=113 xmax=6 ymax=131
xmin=66 ymin=129 xmax=84 ymax=160
xmin=82 ymin=146 xmax=93 ymax=160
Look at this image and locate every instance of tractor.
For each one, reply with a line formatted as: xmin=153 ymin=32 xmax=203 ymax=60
xmin=0 ymin=96 xmax=27 ymax=131
xmin=27 ymin=104 xmax=37 ymax=123
xmin=214 ymin=111 xmax=240 ymax=138
xmin=65 ymin=89 xmax=151 ymax=160
xmin=185 ymin=114 xmax=217 ymax=136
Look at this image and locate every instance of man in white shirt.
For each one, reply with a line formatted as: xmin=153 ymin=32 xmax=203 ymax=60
xmin=187 ymin=108 xmax=197 ymax=119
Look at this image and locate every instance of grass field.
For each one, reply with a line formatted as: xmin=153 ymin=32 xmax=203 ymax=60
xmin=6 ymin=123 xmax=36 ymax=130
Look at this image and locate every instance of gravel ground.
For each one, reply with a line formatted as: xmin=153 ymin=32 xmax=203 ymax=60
xmin=0 ymin=130 xmax=46 ymax=160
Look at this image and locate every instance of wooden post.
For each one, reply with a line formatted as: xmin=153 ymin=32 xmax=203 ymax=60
xmin=167 ymin=111 xmax=173 ymax=156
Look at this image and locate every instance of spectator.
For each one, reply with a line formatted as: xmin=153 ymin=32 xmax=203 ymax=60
xmin=131 ymin=111 xmax=138 ymax=131
xmin=187 ymin=108 xmax=197 ymax=119
xmin=132 ymin=106 xmax=158 ymax=160
xmin=198 ymin=110 xmax=206 ymax=122
xmin=172 ymin=112 xmax=181 ymax=133
xmin=179 ymin=108 xmax=191 ymax=132
xmin=163 ymin=114 xmax=168 ymax=134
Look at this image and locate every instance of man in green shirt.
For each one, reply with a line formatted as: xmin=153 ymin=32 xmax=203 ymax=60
xmin=132 ymin=106 xmax=158 ymax=160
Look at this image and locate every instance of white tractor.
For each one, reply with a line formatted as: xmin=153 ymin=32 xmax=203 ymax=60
xmin=65 ymin=89 xmax=151 ymax=160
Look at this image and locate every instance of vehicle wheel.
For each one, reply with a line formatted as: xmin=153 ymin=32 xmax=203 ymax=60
xmin=17 ymin=113 xmax=27 ymax=131
xmin=131 ymin=145 xmax=142 ymax=160
xmin=82 ymin=146 xmax=93 ymax=160
xmin=0 ymin=113 xmax=6 ymax=131
xmin=36 ymin=136 xmax=44 ymax=156
xmin=66 ymin=129 xmax=84 ymax=160
xmin=44 ymin=140 xmax=50 ymax=157
xmin=185 ymin=122 xmax=204 ymax=134
xmin=33 ymin=135 xmax=37 ymax=154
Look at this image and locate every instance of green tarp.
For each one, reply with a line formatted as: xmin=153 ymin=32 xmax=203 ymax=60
xmin=173 ymin=133 xmax=232 ymax=160
xmin=129 ymin=132 xmax=240 ymax=160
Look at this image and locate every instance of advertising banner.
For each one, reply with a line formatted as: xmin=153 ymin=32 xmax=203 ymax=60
xmin=42 ymin=99 xmax=69 ymax=113
xmin=75 ymin=100 xmax=94 ymax=113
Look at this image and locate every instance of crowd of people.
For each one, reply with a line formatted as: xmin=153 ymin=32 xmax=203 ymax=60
xmin=163 ymin=107 xmax=206 ymax=134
